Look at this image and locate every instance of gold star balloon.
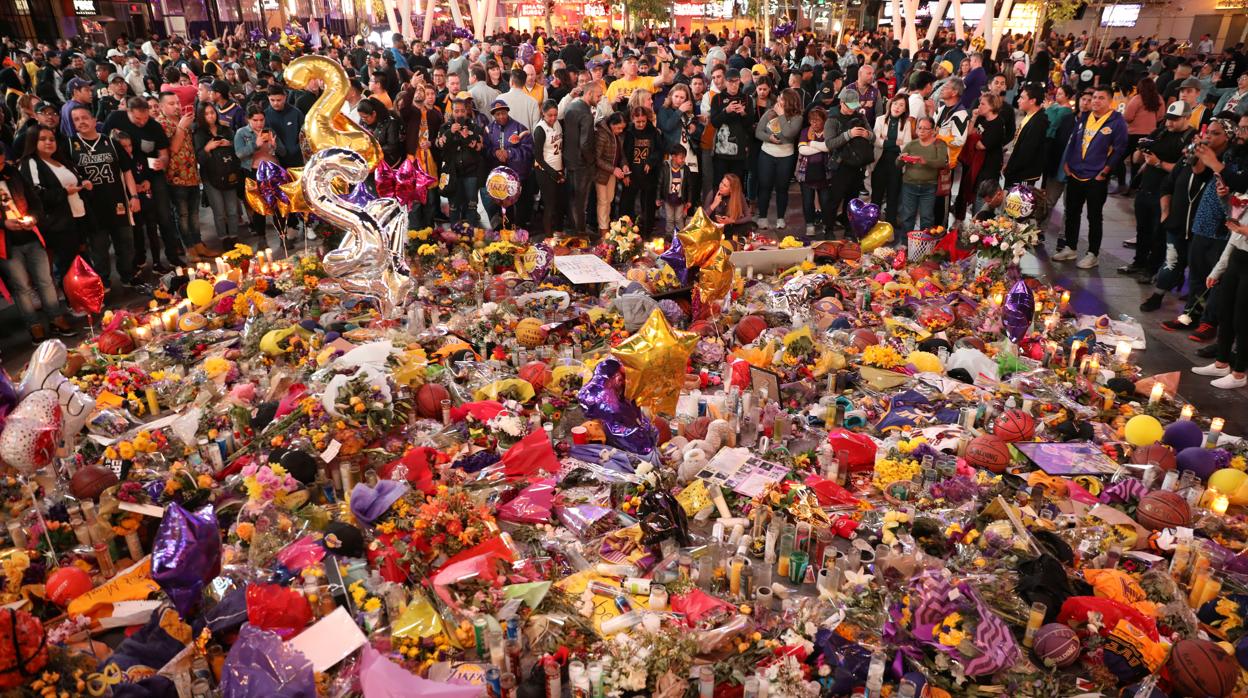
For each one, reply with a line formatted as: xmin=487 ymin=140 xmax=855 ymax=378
xmin=611 ymin=308 xmax=699 ymax=415
xmin=696 ymin=244 xmax=735 ymax=309
xmin=677 ymin=207 xmax=724 ymax=268
xmin=279 ymin=167 xmax=309 ymax=214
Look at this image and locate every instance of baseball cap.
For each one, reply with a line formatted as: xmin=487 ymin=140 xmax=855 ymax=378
xmin=106 ymin=48 xmax=124 ymax=59
xmin=445 ymin=43 xmax=461 ymax=53
xmin=839 ymin=87 xmax=861 ymax=110
xmin=817 ymin=81 xmax=838 ymax=100
xmin=32 ymin=100 xmax=55 ymax=113
xmin=67 ymin=77 xmax=92 ymax=93
xmin=1179 ymin=77 xmax=1202 ymax=91
xmin=489 ymin=98 xmax=510 ymax=113
xmin=938 ymin=60 xmax=954 ymax=74
xmin=452 ymin=90 xmax=473 ymax=103
xmin=108 ymin=74 xmax=126 ymax=84
xmin=1165 ymin=100 xmax=1193 ymax=119
xmin=751 ymin=64 xmax=768 ymax=77
xmin=726 ymin=70 xmax=741 ymax=81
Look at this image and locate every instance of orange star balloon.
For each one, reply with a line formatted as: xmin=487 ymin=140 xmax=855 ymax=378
xmin=611 ymin=308 xmax=699 ymax=415
xmin=677 ymin=207 xmax=724 ymax=268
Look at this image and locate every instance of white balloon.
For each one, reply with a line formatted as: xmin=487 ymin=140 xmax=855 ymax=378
xmin=0 ymin=391 xmax=63 ymax=474
xmin=16 ymin=340 xmax=96 ymax=440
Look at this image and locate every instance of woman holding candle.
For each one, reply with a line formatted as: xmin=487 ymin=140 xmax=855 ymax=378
xmin=0 ymin=145 xmax=76 ymax=343
xmin=18 ymin=124 xmax=89 ymax=283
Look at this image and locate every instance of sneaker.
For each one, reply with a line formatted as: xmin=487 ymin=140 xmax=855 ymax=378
xmin=1122 ymin=238 xmax=1137 ymax=248
xmin=1161 ymin=318 xmax=1193 ymax=331
xmin=1051 ymin=247 xmax=1077 ymax=261
xmin=29 ymin=325 xmax=47 ymax=344
xmin=1076 ymin=253 xmax=1099 ymax=269
xmin=1193 ymin=362 xmax=1232 ymax=377
xmin=756 ymin=218 xmax=771 ymax=230
xmin=191 ymin=242 xmax=224 ymax=258
xmin=1188 ymin=323 xmax=1217 ymax=343
xmin=1211 ymin=374 xmax=1248 ymax=390
xmin=1140 ymin=294 xmax=1164 ymax=312
xmin=805 ymin=224 xmax=816 ymax=237
xmin=774 ymin=218 xmax=784 ymax=231
xmin=50 ymin=316 xmax=76 ymax=338
xmin=1196 ymin=344 xmax=1220 ymax=359
xmin=1116 ymin=263 xmax=1144 ymax=275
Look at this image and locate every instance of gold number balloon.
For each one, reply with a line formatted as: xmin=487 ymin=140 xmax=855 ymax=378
xmin=283 ymin=55 xmax=381 ymax=171
xmin=305 ymin=146 xmax=411 ymax=317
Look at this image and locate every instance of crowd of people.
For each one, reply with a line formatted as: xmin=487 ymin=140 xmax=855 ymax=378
xmin=0 ymin=22 xmax=1247 ymax=386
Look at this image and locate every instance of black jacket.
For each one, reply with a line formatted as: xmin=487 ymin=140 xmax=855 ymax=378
xmin=17 ymin=156 xmax=79 ymax=234
xmin=561 ymin=98 xmax=596 ymax=171
xmin=370 ymin=112 xmax=405 ymax=166
xmin=437 ymin=117 xmax=485 ymax=179
xmin=1004 ymin=109 xmax=1050 ymax=184
xmin=36 ymin=65 xmax=62 ymax=107
xmin=0 ymin=163 xmax=44 ymax=256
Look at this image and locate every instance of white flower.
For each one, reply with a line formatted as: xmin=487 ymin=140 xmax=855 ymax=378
xmin=999 ymin=242 xmax=1010 ymax=250
xmin=969 ymin=234 xmax=980 ymax=243
xmin=481 ymin=302 xmax=498 ymax=315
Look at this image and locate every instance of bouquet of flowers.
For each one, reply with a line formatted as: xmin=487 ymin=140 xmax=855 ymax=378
xmin=600 ymin=216 xmax=644 ymax=265
xmin=960 ymin=216 xmax=1040 ymax=264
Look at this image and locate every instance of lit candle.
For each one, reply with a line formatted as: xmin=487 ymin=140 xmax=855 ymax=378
xmin=1059 ymin=290 xmax=1070 ymax=311
xmin=1114 ymin=341 xmax=1131 ymax=363
xmin=175 ymin=266 xmax=184 ymax=277
xmin=144 ymin=386 xmax=160 ymax=416
xmin=162 ymin=311 xmax=176 ymax=332
xmin=1068 ymin=340 xmax=1082 ymax=369
xmin=991 ymin=292 xmax=1004 ymax=306
xmin=1207 ymin=418 xmax=1225 ymax=448
xmin=264 ymin=247 xmax=274 ymax=262
xmin=133 ymin=326 xmax=149 ymax=343
xmin=1045 ymin=341 xmax=1059 ymax=367
xmin=1211 ymin=492 xmax=1229 ymax=516
xmin=1180 ymin=405 xmax=1195 ymax=421
xmin=1149 ymin=383 xmax=1165 ymax=405
xmin=1086 ymin=357 xmax=1100 ymax=380
xmin=1044 ymin=313 xmax=1059 ymax=332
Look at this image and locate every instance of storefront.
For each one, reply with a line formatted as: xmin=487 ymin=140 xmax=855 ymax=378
xmin=672 ymin=0 xmax=739 ymax=33
xmin=157 ymin=0 xmax=363 ymax=42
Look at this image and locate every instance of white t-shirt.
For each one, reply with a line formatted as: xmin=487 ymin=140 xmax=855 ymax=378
xmin=908 ymin=92 xmax=928 ymax=122
xmin=46 ymin=160 xmax=86 ymax=218
xmin=535 ymin=120 xmax=563 ymax=172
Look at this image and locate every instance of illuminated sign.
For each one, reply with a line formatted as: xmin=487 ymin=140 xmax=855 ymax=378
xmin=518 ymin=2 xmax=545 ymax=14
xmin=582 ymin=2 xmax=606 ymax=15
xmin=1216 ymin=0 xmax=1248 ymax=9
xmin=673 ymin=1 xmax=733 ymax=17
xmin=73 ymin=0 xmax=98 ymax=14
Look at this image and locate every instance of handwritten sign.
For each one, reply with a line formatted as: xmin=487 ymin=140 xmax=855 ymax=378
xmin=554 ymin=254 xmax=627 ymax=285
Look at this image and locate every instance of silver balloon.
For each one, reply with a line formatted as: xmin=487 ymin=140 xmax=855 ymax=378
xmin=305 ymin=147 xmax=412 ymax=317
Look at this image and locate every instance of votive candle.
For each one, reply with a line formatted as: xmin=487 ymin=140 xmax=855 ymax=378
xmin=1115 ymin=341 xmax=1131 ymax=362
xmin=1181 ymin=405 xmax=1195 ymax=421
xmin=1149 ymin=383 xmax=1165 ymax=405
xmin=1207 ymin=418 xmax=1225 ymax=448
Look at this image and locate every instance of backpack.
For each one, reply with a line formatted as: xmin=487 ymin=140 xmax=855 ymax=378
xmin=202 ymin=141 xmax=242 ymax=191
xmin=839 ymin=134 xmax=875 ymax=170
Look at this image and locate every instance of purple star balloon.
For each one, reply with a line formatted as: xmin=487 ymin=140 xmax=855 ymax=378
xmin=659 ymin=228 xmax=692 ymax=284
xmin=1002 ymin=279 xmax=1035 ymax=344
xmin=577 ymin=357 xmax=657 ymax=455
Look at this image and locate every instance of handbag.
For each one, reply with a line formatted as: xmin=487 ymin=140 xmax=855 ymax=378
xmin=936 ymin=167 xmax=954 ymax=197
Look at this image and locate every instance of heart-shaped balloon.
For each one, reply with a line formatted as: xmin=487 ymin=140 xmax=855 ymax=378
xmin=860 ymin=221 xmax=894 ymax=253
xmin=847 ymin=198 xmax=880 ymax=238
xmin=0 ymin=391 xmax=63 ymax=474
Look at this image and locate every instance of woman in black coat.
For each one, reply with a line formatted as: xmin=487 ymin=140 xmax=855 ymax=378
xmin=18 ymin=124 xmax=89 ymax=282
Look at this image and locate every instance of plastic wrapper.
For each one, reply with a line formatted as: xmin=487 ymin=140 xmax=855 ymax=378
xmin=556 ymin=503 xmax=619 ymax=540
xmin=497 ymin=477 xmax=556 ymax=524
xmin=220 ymin=624 xmax=316 ymax=698
xmin=694 ymin=613 xmax=755 ymax=653
xmin=276 ymin=536 xmax=327 ymax=572
xmin=500 ymin=429 xmax=560 ymax=478
xmin=430 ymin=535 xmax=515 ymax=608
xmin=151 ymin=503 xmax=222 ymax=618
xmin=826 ymin=429 xmax=878 ymax=472
xmin=87 ymin=408 xmax=141 ymax=439
xmin=670 ymin=589 xmax=735 ymax=629
xmin=391 ymin=591 xmax=446 ymax=640
xmin=637 ymin=490 xmax=689 ymax=550
xmin=1057 ymin=596 xmax=1160 ymax=641
xmin=245 ymin=583 xmax=313 ymax=640
xmin=358 ymin=646 xmax=481 ymax=698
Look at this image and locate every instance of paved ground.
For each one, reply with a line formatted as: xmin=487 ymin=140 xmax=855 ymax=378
xmin=0 ymin=186 xmax=1243 ymax=434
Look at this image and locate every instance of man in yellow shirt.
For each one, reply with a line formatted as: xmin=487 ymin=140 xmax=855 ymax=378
xmin=605 ymin=52 xmax=675 ymax=110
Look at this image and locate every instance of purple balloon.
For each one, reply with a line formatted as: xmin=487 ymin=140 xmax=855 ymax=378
xmin=255 ymin=160 xmax=291 ymax=209
xmin=529 ymin=242 xmax=553 ymax=283
xmin=485 ymin=166 xmax=522 ymax=208
xmin=1163 ymin=419 xmax=1204 ymax=452
xmin=1002 ymin=279 xmax=1034 ymax=344
xmin=0 ymin=369 xmax=18 ymax=419
xmin=1004 ymin=183 xmax=1037 ymax=219
xmin=340 ymin=182 xmax=376 ymax=209
xmin=660 ymin=228 xmax=693 ymax=284
xmin=576 ymin=357 xmax=657 ymax=455
xmin=1177 ymin=446 xmax=1221 ymax=482
xmin=152 ymin=503 xmax=222 ymax=618
xmin=847 ymin=198 xmax=880 ymax=238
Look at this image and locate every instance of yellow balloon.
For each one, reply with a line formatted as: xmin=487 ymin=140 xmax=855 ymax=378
xmin=860 ymin=221 xmax=895 ymax=253
xmin=907 ymin=350 xmax=943 ymax=373
xmin=186 ymin=279 xmax=214 ymax=307
xmin=677 ymin=207 xmax=724 ymax=268
xmin=695 ymin=244 xmax=735 ymax=308
xmin=1209 ymin=468 xmax=1248 ymax=504
xmin=1124 ymin=415 xmax=1164 ymax=446
xmin=283 ymin=55 xmax=381 ymax=171
xmin=260 ymin=327 xmax=299 ymax=356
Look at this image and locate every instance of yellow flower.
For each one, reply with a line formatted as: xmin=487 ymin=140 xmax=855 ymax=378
xmin=363 ymin=597 xmax=382 ymax=613
xmin=118 ymin=442 xmax=136 ymax=460
xmin=1232 ymin=456 xmax=1246 ymax=472
xmin=408 ymin=228 xmax=432 ymax=241
xmin=204 ymin=357 xmax=231 ymax=379
xmin=235 ymin=522 xmax=254 ymax=541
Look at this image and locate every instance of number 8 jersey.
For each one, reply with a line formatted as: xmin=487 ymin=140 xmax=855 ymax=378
xmin=71 ymin=133 xmax=133 ymax=222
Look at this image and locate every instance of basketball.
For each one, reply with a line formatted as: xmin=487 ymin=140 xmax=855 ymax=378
xmin=689 ymin=320 xmax=717 ymax=337
xmin=1131 ymin=443 xmax=1177 ymax=472
xmin=46 ymin=566 xmax=94 ymax=607
xmin=839 ymin=242 xmax=862 ymax=262
xmin=514 ymin=317 xmax=547 ymax=348
xmin=96 ymin=329 xmax=135 ymax=356
xmin=69 ymin=464 xmax=119 ymax=501
xmin=416 ymin=383 xmax=450 ymax=419
xmin=851 ymin=329 xmax=880 ymax=350
xmin=0 ymin=609 xmax=47 ymax=688
xmin=965 ymin=434 xmax=1013 ymax=473
xmin=735 ymin=315 xmax=768 ymax=344
xmin=1135 ymin=490 xmax=1191 ymax=531
xmin=1033 ymin=623 xmax=1081 ymax=668
xmin=684 ymin=416 xmax=711 ymax=441
xmin=992 ymin=409 xmax=1036 ymax=443
xmin=518 ymin=362 xmax=552 ymax=392
xmin=1168 ymin=639 xmax=1239 ymax=698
